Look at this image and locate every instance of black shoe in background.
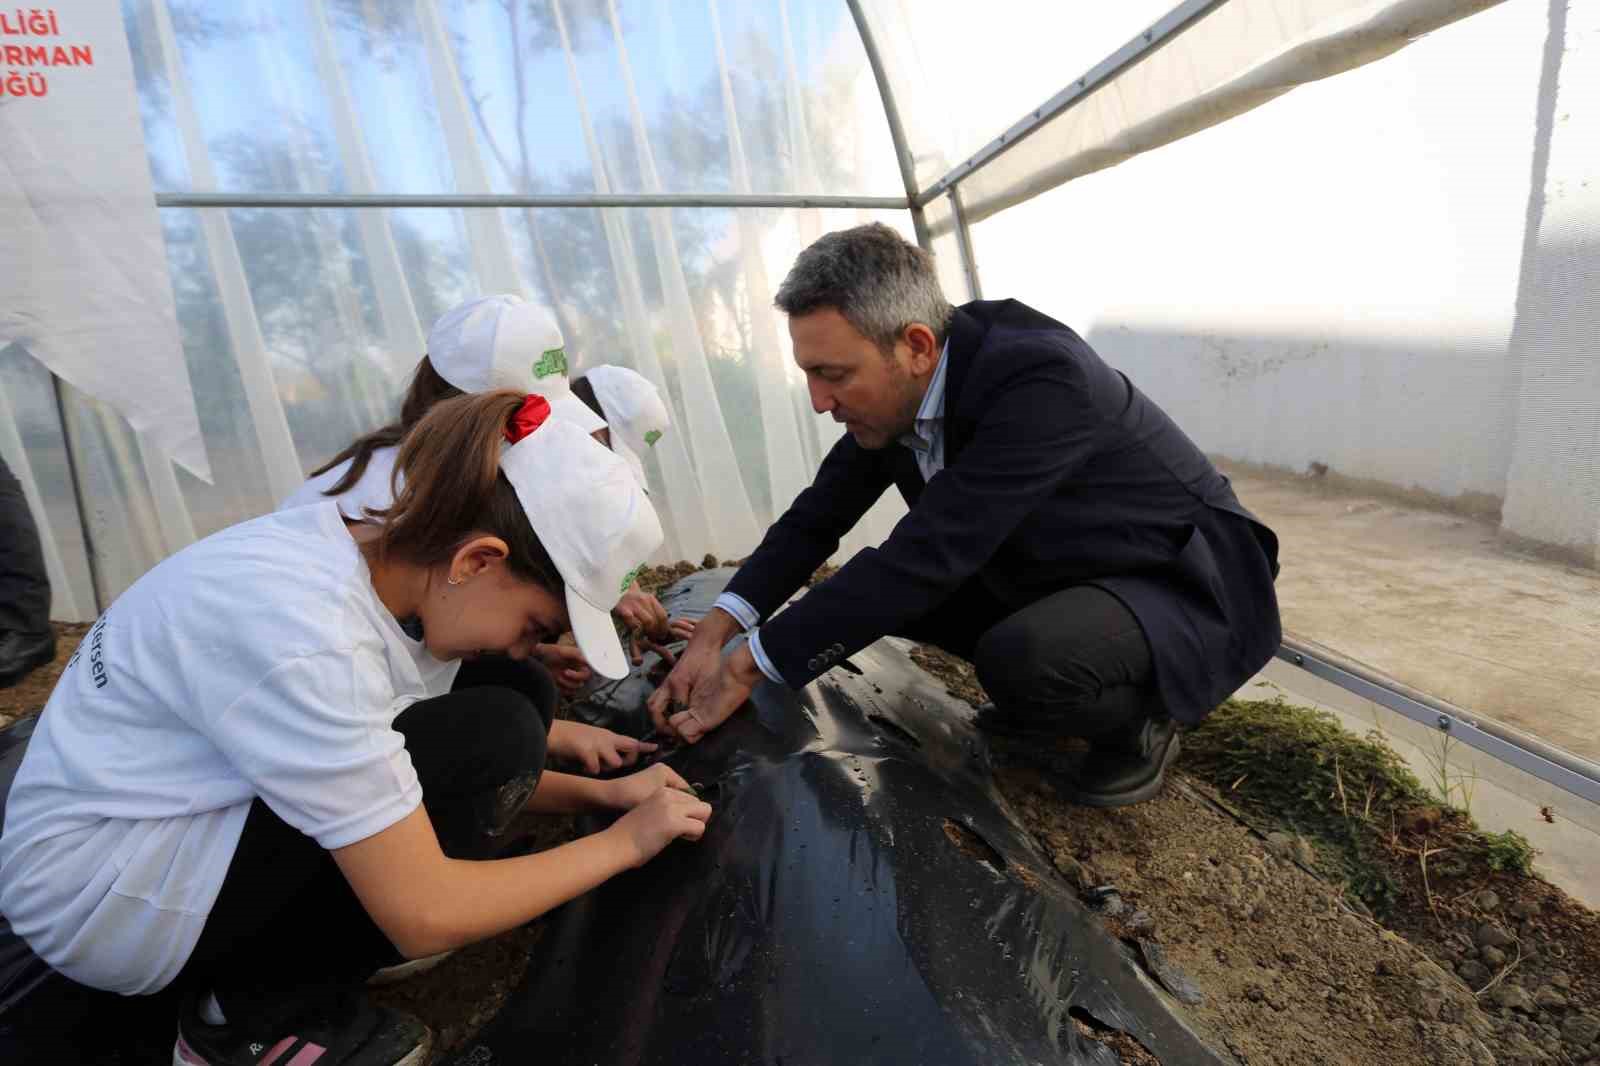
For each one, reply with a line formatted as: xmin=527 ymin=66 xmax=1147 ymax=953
xmin=0 ymin=631 xmax=55 ymax=690
xmin=1065 ymin=716 xmax=1181 ymax=808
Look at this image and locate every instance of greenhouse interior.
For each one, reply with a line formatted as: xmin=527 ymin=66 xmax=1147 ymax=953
xmin=2 ymin=0 xmax=1599 ymax=1064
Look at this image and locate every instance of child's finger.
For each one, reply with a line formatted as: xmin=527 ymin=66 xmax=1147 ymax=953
xmin=657 ymin=765 xmax=692 ymax=791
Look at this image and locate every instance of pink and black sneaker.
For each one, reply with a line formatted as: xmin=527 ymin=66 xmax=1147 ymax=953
xmin=173 ymin=984 xmax=429 ymax=1066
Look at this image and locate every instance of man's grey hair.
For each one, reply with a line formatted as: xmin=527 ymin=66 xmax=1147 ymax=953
xmin=774 ymin=223 xmax=954 ymax=351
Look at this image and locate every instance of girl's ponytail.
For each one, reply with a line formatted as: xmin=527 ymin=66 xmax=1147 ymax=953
xmin=374 ymin=390 xmax=560 ymax=588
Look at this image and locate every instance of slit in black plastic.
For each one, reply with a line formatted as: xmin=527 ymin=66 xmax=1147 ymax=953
xmin=941 ymin=818 xmax=1007 ymax=875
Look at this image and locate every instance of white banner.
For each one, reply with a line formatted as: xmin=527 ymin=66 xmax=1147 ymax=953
xmin=0 ymin=0 xmax=209 ymax=480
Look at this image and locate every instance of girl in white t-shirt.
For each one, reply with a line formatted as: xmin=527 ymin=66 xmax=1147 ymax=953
xmin=0 ymin=391 xmax=709 ymax=1066
xmin=281 ymin=294 xmax=692 ymax=696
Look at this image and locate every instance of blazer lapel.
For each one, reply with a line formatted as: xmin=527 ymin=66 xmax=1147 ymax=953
xmin=941 ymin=305 xmax=985 ymax=467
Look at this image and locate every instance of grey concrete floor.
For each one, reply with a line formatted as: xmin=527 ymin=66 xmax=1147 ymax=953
xmin=1225 ymin=465 xmax=1600 ymax=765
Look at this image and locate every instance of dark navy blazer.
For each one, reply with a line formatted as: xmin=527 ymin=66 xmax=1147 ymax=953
xmin=726 ymin=300 xmax=1282 ymax=725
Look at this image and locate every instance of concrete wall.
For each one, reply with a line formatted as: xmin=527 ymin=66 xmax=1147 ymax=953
xmin=1500 ymin=0 xmax=1600 ymax=565
xmin=970 ymin=1 xmax=1600 ymax=563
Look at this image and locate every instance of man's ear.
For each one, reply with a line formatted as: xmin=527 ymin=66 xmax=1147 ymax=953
xmin=902 ymin=322 xmax=940 ymax=376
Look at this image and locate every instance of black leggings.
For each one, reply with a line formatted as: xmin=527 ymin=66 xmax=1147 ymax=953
xmin=0 ymin=657 xmax=556 ymax=1061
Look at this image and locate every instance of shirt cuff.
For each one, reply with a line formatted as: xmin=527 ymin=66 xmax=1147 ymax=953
xmin=714 ymin=592 xmax=760 ymax=631
xmin=745 ymin=630 xmax=786 ymax=686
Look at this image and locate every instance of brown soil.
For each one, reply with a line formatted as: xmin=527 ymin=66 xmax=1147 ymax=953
xmin=0 ymin=621 xmax=90 ymax=729
xmin=913 ymin=643 xmax=1600 ymax=1066
xmin=10 ymin=608 xmax=1598 ymax=1065
xmin=368 ymin=814 xmax=577 ymax=1059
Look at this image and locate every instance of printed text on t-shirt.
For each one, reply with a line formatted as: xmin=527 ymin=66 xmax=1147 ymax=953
xmin=65 ymin=611 xmax=111 ymax=689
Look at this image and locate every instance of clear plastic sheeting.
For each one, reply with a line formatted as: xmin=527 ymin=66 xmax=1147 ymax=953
xmin=8 ymin=0 xmax=1584 ymax=776
xmin=969 ymin=0 xmax=1600 ymax=766
xmin=913 ymin=0 xmax=1506 ymax=232
xmin=852 ymin=0 xmax=1179 ymax=192
xmin=7 ymin=0 xmax=911 ymax=607
xmin=131 ymin=0 xmax=901 ymax=201
xmin=460 ymin=570 xmax=1229 ymax=1066
xmin=0 ymin=352 xmax=88 ymax=622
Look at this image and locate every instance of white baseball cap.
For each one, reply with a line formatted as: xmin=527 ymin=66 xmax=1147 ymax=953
xmin=428 ymin=295 xmax=606 ymax=435
xmin=584 ymin=365 xmax=671 ymax=492
xmin=500 ymin=396 xmax=663 ymax=680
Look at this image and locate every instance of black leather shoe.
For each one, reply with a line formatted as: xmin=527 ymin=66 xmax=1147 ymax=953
xmin=1065 ymin=716 xmax=1181 ymax=808
xmin=0 ymin=630 xmax=56 ymax=689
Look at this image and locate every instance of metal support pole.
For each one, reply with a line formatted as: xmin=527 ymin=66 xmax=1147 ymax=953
xmin=156 ymin=192 xmax=910 ymax=211
xmin=51 ymin=375 xmax=106 ymax=613
xmin=948 ymin=187 xmax=982 ymax=300
xmin=1277 ymin=636 xmax=1600 ymax=807
xmin=843 ymin=0 xmax=931 ymax=249
xmin=915 ymin=0 xmax=1226 ymax=208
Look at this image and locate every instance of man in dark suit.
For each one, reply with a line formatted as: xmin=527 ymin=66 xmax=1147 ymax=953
xmin=649 ymin=223 xmax=1281 ymax=806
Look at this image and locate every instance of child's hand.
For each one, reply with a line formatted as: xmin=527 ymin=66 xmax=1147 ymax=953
xmin=549 ymin=721 xmax=657 ymax=774
xmin=534 ymin=641 xmax=592 ymax=695
xmin=607 ymin=763 xmax=693 ymax=810
xmin=614 ymin=589 xmax=670 ymax=641
xmin=610 ymin=786 xmax=712 ymax=866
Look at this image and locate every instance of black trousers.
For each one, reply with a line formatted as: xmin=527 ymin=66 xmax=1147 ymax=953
xmin=0 ymin=659 xmax=556 ymax=1062
xmin=0 ymin=457 xmax=50 ymax=637
xmin=900 ymin=579 xmax=1157 ymax=740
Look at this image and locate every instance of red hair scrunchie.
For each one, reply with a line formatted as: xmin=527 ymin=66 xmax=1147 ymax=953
xmin=505 ymin=394 xmax=552 ymax=444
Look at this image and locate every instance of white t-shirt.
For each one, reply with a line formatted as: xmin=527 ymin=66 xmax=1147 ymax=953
xmin=278 ymin=446 xmax=400 ymax=520
xmin=279 ymin=446 xmax=460 ymax=699
xmin=0 ymin=503 xmax=455 ymax=995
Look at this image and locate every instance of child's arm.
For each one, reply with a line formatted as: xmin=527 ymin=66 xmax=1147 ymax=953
xmin=333 ymin=781 xmax=709 ymax=959
xmin=547 ymin=720 xmax=658 ymax=774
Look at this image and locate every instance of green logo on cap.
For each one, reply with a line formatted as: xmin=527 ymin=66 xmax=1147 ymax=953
xmin=533 ymin=348 xmax=568 ymax=380
xmin=620 ymin=564 xmax=643 ymax=594
xmin=644 ymin=429 xmax=662 ymax=448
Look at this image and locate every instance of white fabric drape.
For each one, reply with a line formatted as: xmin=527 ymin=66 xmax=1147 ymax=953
xmin=9 ymin=0 xmax=1517 ymax=616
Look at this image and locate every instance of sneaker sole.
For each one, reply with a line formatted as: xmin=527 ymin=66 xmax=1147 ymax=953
xmin=173 ymin=1029 xmax=432 ymax=1066
xmin=173 ymin=1034 xmax=205 ymax=1066
xmin=1066 ymin=731 xmax=1182 ymax=809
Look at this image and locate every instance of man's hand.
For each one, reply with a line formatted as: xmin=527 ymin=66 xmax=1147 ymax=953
xmin=648 ymin=608 xmax=743 ymax=734
xmin=605 ymin=762 xmax=694 ymax=810
xmin=548 ymin=720 xmax=658 ymax=774
xmin=664 ymin=643 xmax=762 ymax=744
xmin=535 ymin=641 xmax=592 ymax=695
